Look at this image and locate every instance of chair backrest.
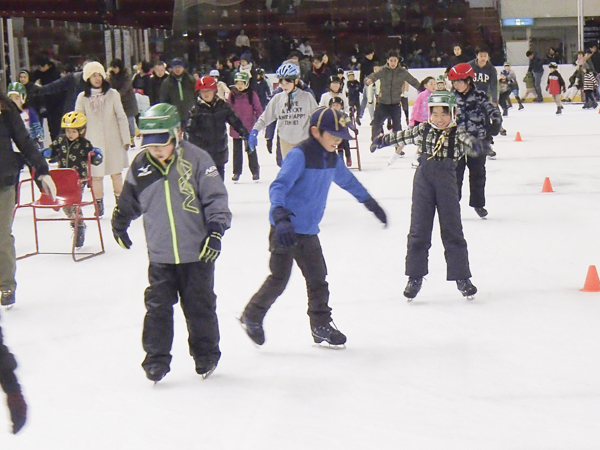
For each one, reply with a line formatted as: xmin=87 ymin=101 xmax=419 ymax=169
xmin=38 ymin=168 xmax=82 ymax=205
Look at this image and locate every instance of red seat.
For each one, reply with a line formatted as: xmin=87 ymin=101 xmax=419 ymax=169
xmin=14 ymin=156 xmax=105 ymax=262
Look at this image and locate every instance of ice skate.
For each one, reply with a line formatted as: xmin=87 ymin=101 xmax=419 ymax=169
xmin=1 ymin=289 xmax=15 ymax=310
xmin=71 ymin=221 xmax=86 ymax=248
xmin=252 ymin=173 xmax=260 ymax=182
xmin=145 ymin=365 xmax=169 ymax=383
xmin=556 ymin=106 xmax=562 ymax=115
xmin=95 ymin=199 xmax=104 ymax=217
xmin=457 ymin=279 xmax=477 ymax=300
xmin=474 ymin=207 xmax=488 ymax=219
xmin=311 ymin=322 xmax=346 ymax=348
xmin=196 ymin=361 xmax=217 ymax=380
xmin=487 ymin=150 xmax=497 ymax=159
xmin=403 ymin=277 xmax=423 ymax=302
xmin=238 ymin=314 xmax=265 ymax=346
xmin=232 ymin=174 xmax=240 ymax=183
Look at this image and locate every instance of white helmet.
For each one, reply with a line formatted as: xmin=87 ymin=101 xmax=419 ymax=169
xmin=209 ymin=69 xmax=220 ymax=77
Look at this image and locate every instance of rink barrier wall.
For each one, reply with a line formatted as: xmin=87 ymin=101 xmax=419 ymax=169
xmin=266 ymin=64 xmax=582 ymax=105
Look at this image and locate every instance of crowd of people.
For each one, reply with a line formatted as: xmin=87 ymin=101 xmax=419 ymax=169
xmin=2 ymin=35 xmax=600 ymax=433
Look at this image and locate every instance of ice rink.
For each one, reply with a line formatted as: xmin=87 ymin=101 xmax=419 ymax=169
xmin=2 ymin=102 xmax=600 ymax=449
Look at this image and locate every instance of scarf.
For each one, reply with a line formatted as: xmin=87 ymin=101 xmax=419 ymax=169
xmin=89 ymin=87 xmax=105 ymax=113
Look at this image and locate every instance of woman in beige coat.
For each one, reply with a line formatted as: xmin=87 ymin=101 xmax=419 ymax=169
xmin=75 ymin=61 xmax=130 ymax=216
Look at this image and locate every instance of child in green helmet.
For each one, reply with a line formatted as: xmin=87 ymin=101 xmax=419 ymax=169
xmin=7 ymin=82 xmax=44 ymax=151
xmin=371 ymin=90 xmax=482 ymax=301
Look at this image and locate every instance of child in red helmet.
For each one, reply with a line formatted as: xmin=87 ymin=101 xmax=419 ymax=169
xmin=185 ymin=76 xmax=248 ymax=180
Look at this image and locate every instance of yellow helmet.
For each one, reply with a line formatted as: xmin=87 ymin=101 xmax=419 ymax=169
xmin=61 ymin=111 xmax=87 ymax=129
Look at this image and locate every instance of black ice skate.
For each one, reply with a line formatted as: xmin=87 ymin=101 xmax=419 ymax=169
xmin=311 ymin=322 xmax=346 ymax=348
xmin=196 ymin=361 xmax=217 ymax=380
xmin=488 ymin=149 xmax=497 ymax=159
xmin=232 ymin=174 xmax=240 ymax=183
xmin=403 ymin=277 xmax=423 ymax=301
xmin=145 ymin=365 xmax=169 ymax=383
xmin=456 ymin=279 xmax=477 ymax=300
xmin=95 ymin=199 xmax=104 ymax=217
xmin=474 ymin=207 xmax=488 ymax=219
xmin=1 ymin=289 xmax=15 ymax=309
xmin=252 ymin=173 xmax=260 ymax=182
xmin=239 ymin=314 xmax=265 ymax=346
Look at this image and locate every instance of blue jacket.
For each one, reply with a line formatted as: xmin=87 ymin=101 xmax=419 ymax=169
xmin=269 ymin=137 xmax=371 ymax=235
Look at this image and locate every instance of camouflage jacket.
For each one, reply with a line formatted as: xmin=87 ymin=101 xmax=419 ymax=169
xmin=453 ymin=87 xmax=502 ymax=140
xmin=49 ymin=134 xmax=94 ymax=179
xmin=382 ymin=122 xmax=480 ymax=161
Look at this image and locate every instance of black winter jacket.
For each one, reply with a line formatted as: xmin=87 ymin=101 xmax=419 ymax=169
xmin=159 ymin=72 xmax=196 ymax=122
xmin=0 ymin=102 xmax=49 ymax=188
xmin=185 ymin=98 xmax=248 ymax=166
xmin=36 ymin=72 xmax=86 ymax=115
xmin=108 ymin=70 xmax=139 ymax=117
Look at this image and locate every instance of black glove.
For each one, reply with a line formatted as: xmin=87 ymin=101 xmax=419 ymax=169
xmin=265 ymin=138 xmax=273 ymax=154
xmin=7 ymin=391 xmax=27 ymax=434
xmin=363 ymin=198 xmax=387 ymax=227
xmin=199 ymin=223 xmax=224 ymax=263
xmin=113 ymin=228 xmax=132 ymax=249
xmin=370 ymin=133 xmax=389 ymax=153
xmin=272 ymin=206 xmax=297 ymax=247
xmin=111 ymin=207 xmax=132 ymax=249
xmin=489 ymin=119 xmax=502 ymax=137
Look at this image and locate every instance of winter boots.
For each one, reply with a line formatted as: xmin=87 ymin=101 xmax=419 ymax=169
xmin=1 ymin=289 xmax=15 ymax=308
xmin=311 ymin=322 xmax=347 ymax=346
xmin=403 ymin=277 xmax=423 ymax=300
xmin=239 ymin=314 xmax=265 ymax=346
xmin=457 ymin=279 xmax=477 ymax=298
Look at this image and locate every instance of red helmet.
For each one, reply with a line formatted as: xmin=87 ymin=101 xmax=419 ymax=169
xmin=447 ymin=63 xmax=475 ymax=81
xmin=196 ymin=76 xmax=217 ymax=91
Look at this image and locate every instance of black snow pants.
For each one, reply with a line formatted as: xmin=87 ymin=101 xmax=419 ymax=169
xmin=243 ymin=227 xmax=332 ymax=327
xmin=232 ymin=138 xmax=260 ymax=177
xmin=0 ymin=324 xmax=20 ymax=395
xmin=406 ymin=157 xmax=472 ymax=281
xmin=142 ymin=261 xmax=220 ymax=372
xmin=371 ymin=103 xmax=403 ymax=141
xmin=455 ymin=142 xmax=489 ymax=208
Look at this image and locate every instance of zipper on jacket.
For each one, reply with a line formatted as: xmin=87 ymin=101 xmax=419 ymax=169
xmin=148 ymin=154 xmax=180 ymax=264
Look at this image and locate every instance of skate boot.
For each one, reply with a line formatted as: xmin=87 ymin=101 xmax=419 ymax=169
xmin=252 ymin=173 xmax=260 ymax=182
xmin=499 ymin=128 xmax=507 ymax=136
xmin=395 ymin=145 xmax=405 ymax=156
xmin=556 ymin=106 xmax=562 ymax=115
xmin=346 ymin=156 xmax=352 ymax=167
xmin=195 ymin=361 xmax=218 ymax=379
xmin=311 ymin=322 xmax=346 ymax=347
xmin=502 ymin=109 xmax=508 ymax=117
xmin=403 ymin=277 xmax=423 ymax=301
xmin=457 ymin=279 xmax=477 ymax=299
xmin=145 ymin=364 xmax=169 ymax=383
xmin=1 ymin=289 xmax=15 ymax=309
xmin=239 ymin=314 xmax=265 ymax=346
xmin=71 ymin=221 xmax=86 ymax=248
xmin=488 ymin=150 xmax=497 ymax=159
xmin=474 ymin=207 xmax=488 ymax=218
xmin=356 ymin=116 xmax=361 ymax=126
xmin=95 ymin=198 xmax=104 ymax=217
xmin=232 ymin=174 xmax=240 ymax=182
xmin=517 ymin=97 xmax=524 ymax=110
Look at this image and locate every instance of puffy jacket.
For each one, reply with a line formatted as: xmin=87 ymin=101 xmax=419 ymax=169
xmin=453 ymin=86 xmax=502 ymax=140
xmin=364 ymin=64 xmax=420 ymax=105
xmin=113 ymin=140 xmax=232 ymax=264
xmin=227 ymin=88 xmax=263 ymax=139
xmin=48 ymin=134 xmax=95 ymax=179
xmin=185 ymin=97 xmax=248 ymax=166
xmin=108 ymin=70 xmax=139 ymax=117
xmin=159 ymin=72 xmax=196 ymax=122
xmin=0 ymin=102 xmax=49 ymax=188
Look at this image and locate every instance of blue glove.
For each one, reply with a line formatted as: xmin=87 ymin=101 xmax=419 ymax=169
xmin=42 ymin=147 xmax=52 ymax=158
xmin=272 ymin=206 xmax=297 ymax=247
xmin=248 ymin=129 xmax=259 ymax=152
xmin=90 ymin=148 xmax=103 ymax=166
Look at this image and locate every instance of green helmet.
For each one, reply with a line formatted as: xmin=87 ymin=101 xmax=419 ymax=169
xmin=435 ymin=74 xmax=446 ymax=84
xmin=7 ymin=82 xmax=27 ymax=101
xmin=428 ymin=90 xmax=457 ymax=128
xmin=138 ymin=103 xmax=181 ymax=148
xmin=233 ymin=71 xmax=250 ymax=88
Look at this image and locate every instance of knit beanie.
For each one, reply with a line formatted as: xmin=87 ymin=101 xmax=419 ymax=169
xmin=83 ymin=61 xmax=107 ymax=82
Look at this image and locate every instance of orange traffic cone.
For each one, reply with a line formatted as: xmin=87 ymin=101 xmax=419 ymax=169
xmin=515 ymin=132 xmax=522 ymax=142
xmin=580 ymin=265 xmax=600 ymax=292
xmin=541 ymin=177 xmax=554 ymax=193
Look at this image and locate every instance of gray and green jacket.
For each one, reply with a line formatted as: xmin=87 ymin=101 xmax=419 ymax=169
xmin=364 ymin=65 xmax=420 ymax=105
xmin=113 ymin=140 xmax=232 ymax=264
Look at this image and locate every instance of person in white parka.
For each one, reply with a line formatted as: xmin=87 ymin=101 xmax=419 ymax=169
xmin=75 ymin=61 xmax=130 ymax=217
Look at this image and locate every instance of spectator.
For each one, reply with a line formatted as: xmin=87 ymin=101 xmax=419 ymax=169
xmin=589 ymin=44 xmax=600 ymax=73
xmin=235 ymin=29 xmax=251 ymax=51
xmin=148 ymin=61 xmax=168 ymax=106
xmin=299 ymin=38 xmax=314 ymax=57
xmin=304 ymin=52 xmax=332 ymax=102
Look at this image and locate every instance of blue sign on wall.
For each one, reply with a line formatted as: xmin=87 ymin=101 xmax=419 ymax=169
xmin=503 ymin=18 xmax=534 ymax=26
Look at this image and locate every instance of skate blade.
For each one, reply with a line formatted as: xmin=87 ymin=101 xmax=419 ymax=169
xmin=312 ymin=342 xmax=346 ymax=350
xmin=406 ymin=297 xmax=414 ymax=303
xmin=465 ymin=295 xmax=475 ymax=301
xmin=3 ymin=305 xmax=14 ymax=311
xmin=201 ymin=366 xmax=217 ymax=380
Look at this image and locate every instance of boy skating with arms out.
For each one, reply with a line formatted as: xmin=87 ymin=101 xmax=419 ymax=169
xmin=371 ymin=91 xmax=481 ymax=300
xmin=112 ymin=104 xmax=232 ymax=382
xmin=240 ymin=107 xmax=387 ymax=348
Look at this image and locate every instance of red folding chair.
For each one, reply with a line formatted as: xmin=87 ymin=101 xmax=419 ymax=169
xmin=347 ymin=107 xmax=362 ymax=171
xmin=14 ymin=155 xmax=105 ymax=262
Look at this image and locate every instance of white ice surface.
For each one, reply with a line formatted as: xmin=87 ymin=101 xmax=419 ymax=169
xmin=2 ymin=103 xmax=600 ymax=449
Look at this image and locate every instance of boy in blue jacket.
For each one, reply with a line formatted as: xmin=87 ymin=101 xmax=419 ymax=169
xmin=239 ymin=107 xmax=387 ymax=348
